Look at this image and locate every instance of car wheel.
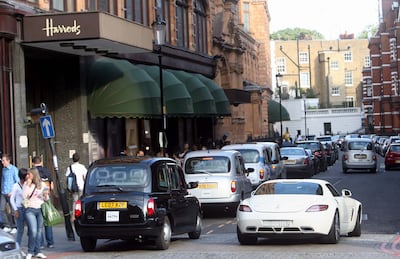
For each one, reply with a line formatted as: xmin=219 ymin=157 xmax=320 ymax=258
xmin=80 ymin=237 xmax=97 ymax=252
xmin=322 ymin=211 xmax=340 ymax=244
xmin=348 ymin=209 xmax=361 ymax=237
xmin=188 ymin=213 xmax=202 ymax=239
xmin=155 ymin=217 xmax=172 ymax=250
xmin=237 ymin=226 xmax=257 ymax=245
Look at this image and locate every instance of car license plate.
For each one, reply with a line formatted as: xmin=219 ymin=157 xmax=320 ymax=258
xmin=198 ymin=182 xmax=217 ymax=189
xmin=262 ymin=220 xmax=292 ymax=227
xmin=395 ymin=160 xmax=400 ymax=164
xmin=284 ymin=160 xmax=296 ymax=165
xmin=98 ymin=201 xmax=127 ymax=209
xmin=354 ymin=154 xmax=367 ymax=159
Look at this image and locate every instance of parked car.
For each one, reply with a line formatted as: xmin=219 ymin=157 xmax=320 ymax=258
xmin=256 ymin=142 xmax=287 ymax=179
xmin=0 ymin=229 xmax=23 ymax=258
xmin=381 ymin=136 xmax=400 ymax=156
xmin=222 ymin=143 xmax=273 ymax=188
xmin=280 ymin=147 xmax=316 ymax=178
xmin=183 ymin=150 xmax=253 ymax=214
xmin=384 ymin=143 xmax=400 ymax=170
xmin=295 ymin=140 xmax=328 ymax=172
xmin=74 ymin=156 xmax=202 ymax=251
xmin=236 ymin=179 xmax=362 ymax=245
xmin=342 ymin=138 xmax=377 ymax=174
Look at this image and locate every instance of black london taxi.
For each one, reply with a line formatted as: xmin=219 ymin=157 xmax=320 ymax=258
xmin=74 ymin=156 xmax=201 ymax=251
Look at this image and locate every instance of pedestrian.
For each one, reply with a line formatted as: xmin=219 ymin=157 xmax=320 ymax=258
xmin=65 ymin=153 xmax=87 ymax=219
xmin=10 ymin=168 xmax=28 ymax=248
xmin=0 ymin=153 xmax=19 ymax=234
xmin=32 ymin=156 xmax=54 ymax=249
xmin=23 ymin=167 xmax=49 ymax=259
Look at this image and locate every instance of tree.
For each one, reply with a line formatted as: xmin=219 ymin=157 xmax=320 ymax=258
xmin=357 ymin=24 xmax=378 ymax=39
xmin=270 ymin=28 xmax=324 ymax=40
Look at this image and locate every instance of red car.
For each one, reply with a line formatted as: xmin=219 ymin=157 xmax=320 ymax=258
xmin=384 ymin=143 xmax=400 ymax=170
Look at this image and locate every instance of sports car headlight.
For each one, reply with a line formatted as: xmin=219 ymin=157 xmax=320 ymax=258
xmin=238 ymin=205 xmax=252 ymax=212
xmin=306 ymin=204 xmax=329 ymax=212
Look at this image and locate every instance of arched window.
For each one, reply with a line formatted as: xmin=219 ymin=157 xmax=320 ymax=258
xmin=176 ymin=0 xmax=189 ymax=48
xmin=193 ymin=0 xmax=207 ymax=54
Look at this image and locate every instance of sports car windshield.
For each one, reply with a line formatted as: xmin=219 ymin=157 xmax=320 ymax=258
xmin=255 ymin=182 xmax=323 ymax=195
xmin=87 ymin=165 xmax=149 ymax=188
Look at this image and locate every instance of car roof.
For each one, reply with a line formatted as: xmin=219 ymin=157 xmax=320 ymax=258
xmin=345 ymin=138 xmax=372 ymax=142
xmin=90 ymin=156 xmax=176 ymax=167
xmin=184 ymin=149 xmax=239 ymax=158
xmin=222 ymin=143 xmax=267 ymax=150
xmin=263 ymin=179 xmax=329 ymax=185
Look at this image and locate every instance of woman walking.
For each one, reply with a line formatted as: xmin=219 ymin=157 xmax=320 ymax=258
xmin=23 ymin=168 xmax=49 ymax=259
xmin=10 ymin=168 xmax=28 ymax=248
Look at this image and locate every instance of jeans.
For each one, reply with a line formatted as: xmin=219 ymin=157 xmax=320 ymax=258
xmin=15 ymin=207 xmax=25 ymax=246
xmin=40 ymin=225 xmax=54 ymax=246
xmin=0 ymin=194 xmax=14 ymax=228
xmin=25 ymin=207 xmax=44 ymax=255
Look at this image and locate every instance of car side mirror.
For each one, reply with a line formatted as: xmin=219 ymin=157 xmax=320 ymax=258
xmin=187 ymin=181 xmax=199 ymax=189
xmin=342 ymin=189 xmax=352 ymax=197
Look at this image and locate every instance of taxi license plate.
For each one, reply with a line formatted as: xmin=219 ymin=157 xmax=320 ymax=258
xmin=198 ymin=183 xmax=217 ymax=189
xmin=354 ymin=154 xmax=367 ymax=159
xmin=98 ymin=201 xmax=127 ymax=209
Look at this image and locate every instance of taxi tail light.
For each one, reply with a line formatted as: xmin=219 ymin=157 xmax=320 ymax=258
xmin=231 ymin=180 xmax=237 ymax=193
xmin=147 ymin=198 xmax=156 ymax=217
xmin=306 ymin=204 xmax=329 ymax=212
xmin=74 ymin=199 xmax=82 ymax=218
xmin=238 ymin=204 xmax=252 ymax=212
xmin=343 ymin=154 xmax=348 ymax=161
xmin=372 ymin=154 xmax=377 ymax=161
xmin=259 ymin=169 xmax=265 ymax=180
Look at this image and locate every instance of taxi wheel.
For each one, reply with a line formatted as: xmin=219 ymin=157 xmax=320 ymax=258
xmin=155 ymin=217 xmax=171 ymax=250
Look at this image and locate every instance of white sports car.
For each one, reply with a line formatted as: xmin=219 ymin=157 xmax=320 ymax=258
xmin=236 ymin=179 xmax=362 ymax=244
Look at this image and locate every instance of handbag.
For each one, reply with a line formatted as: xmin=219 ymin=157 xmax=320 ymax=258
xmin=67 ymin=165 xmax=79 ymax=193
xmin=41 ymin=200 xmax=63 ymax=226
xmin=22 ymin=186 xmax=36 ymax=208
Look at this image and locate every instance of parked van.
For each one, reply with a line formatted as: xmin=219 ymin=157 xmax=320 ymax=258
xmin=183 ymin=150 xmax=252 ymax=213
xmin=221 ymin=143 xmax=272 ymax=188
xmin=256 ymin=142 xmax=287 ymax=179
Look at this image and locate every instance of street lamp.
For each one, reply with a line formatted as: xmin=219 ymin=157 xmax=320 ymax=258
xmin=275 ymin=73 xmax=283 ymax=146
xmin=152 ymin=16 xmax=167 ymax=156
xmin=302 ymin=94 xmax=307 ymax=139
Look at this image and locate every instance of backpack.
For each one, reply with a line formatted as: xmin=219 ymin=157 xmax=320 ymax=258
xmin=67 ymin=165 xmax=79 ymax=192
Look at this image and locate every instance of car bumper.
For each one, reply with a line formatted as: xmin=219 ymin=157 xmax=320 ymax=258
xmin=237 ymin=210 xmax=333 ymax=237
xmin=343 ymin=161 xmax=376 ymax=169
xmin=74 ymin=219 xmax=163 ymax=239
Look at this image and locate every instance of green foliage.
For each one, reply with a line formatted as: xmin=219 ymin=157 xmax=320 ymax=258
xmin=357 ymin=24 xmax=378 ymax=39
xmin=271 ymin=28 xmax=324 ymax=40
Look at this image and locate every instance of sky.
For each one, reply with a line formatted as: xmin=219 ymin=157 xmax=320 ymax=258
xmin=268 ymin=0 xmax=381 ymax=39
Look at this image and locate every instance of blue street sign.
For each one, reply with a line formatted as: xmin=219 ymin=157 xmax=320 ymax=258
xmin=39 ymin=115 xmax=55 ymax=139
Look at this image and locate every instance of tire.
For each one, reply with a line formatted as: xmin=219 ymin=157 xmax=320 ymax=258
xmin=322 ymin=211 xmax=340 ymax=244
xmin=348 ymin=209 xmax=362 ymax=237
xmin=188 ymin=214 xmax=202 ymax=239
xmin=80 ymin=237 xmax=97 ymax=252
xmin=155 ymin=217 xmax=172 ymax=250
xmin=237 ymin=226 xmax=257 ymax=245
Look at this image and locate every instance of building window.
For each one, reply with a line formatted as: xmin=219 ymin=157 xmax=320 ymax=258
xmin=330 ymin=60 xmax=339 ymax=70
xmin=390 ymin=38 xmax=397 ymax=61
xmin=124 ymin=0 xmax=149 ymax=26
xmin=364 ymin=55 xmax=371 ymax=67
xmin=345 ymin=96 xmax=354 ymax=107
xmin=332 ymin=87 xmax=340 ymax=96
xmin=51 ymin=0 xmax=64 ymax=11
xmin=298 ymin=52 xmax=309 ymax=64
xmin=345 ymin=71 xmax=353 ymax=86
xmin=344 ymin=51 xmax=352 ymax=62
xmin=300 ymin=72 xmax=310 ymax=87
xmin=391 ymin=72 xmax=399 ymax=96
xmin=155 ymin=0 xmax=170 ymax=43
xmin=243 ymin=2 xmax=250 ymax=32
xmin=276 ymin=57 xmax=286 ymax=74
xmin=176 ymin=0 xmax=189 ymax=48
xmin=193 ymin=0 xmax=207 ymax=53
xmin=367 ymin=86 xmax=372 ymax=97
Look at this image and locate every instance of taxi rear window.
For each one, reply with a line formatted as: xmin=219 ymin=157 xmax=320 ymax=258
xmin=185 ymin=156 xmax=231 ymax=174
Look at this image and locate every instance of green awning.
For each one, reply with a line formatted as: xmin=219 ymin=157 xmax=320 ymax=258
xmin=137 ymin=65 xmax=194 ymax=116
xmin=169 ymin=70 xmax=217 ymax=116
xmin=268 ymin=99 xmax=291 ymax=123
xmin=87 ymin=58 xmax=160 ymax=118
xmin=193 ymin=73 xmax=231 ymax=116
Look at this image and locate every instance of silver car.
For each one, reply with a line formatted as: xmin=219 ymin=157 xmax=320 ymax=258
xmin=0 ymin=229 xmax=24 ymax=258
xmin=183 ymin=150 xmax=253 ymax=214
xmin=342 ymin=138 xmax=377 ymax=173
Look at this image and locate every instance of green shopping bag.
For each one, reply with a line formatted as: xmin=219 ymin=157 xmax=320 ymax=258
xmin=41 ymin=200 xmax=64 ymax=226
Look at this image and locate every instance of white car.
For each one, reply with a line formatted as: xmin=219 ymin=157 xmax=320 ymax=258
xmin=0 ymin=229 xmax=24 ymax=258
xmin=236 ymin=179 xmax=362 ymax=244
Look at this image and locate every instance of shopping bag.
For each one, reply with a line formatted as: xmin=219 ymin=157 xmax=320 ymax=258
xmin=41 ymin=200 xmax=63 ymax=226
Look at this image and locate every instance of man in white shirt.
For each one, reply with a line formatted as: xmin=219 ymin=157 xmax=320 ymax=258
xmin=65 ymin=153 xmax=87 ymax=219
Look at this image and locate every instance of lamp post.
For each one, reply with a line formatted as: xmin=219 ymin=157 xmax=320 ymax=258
xmin=153 ymin=16 xmax=167 ymax=156
xmin=302 ymin=94 xmax=307 ymax=139
xmin=275 ymin=73 xmax=283 ymax=146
